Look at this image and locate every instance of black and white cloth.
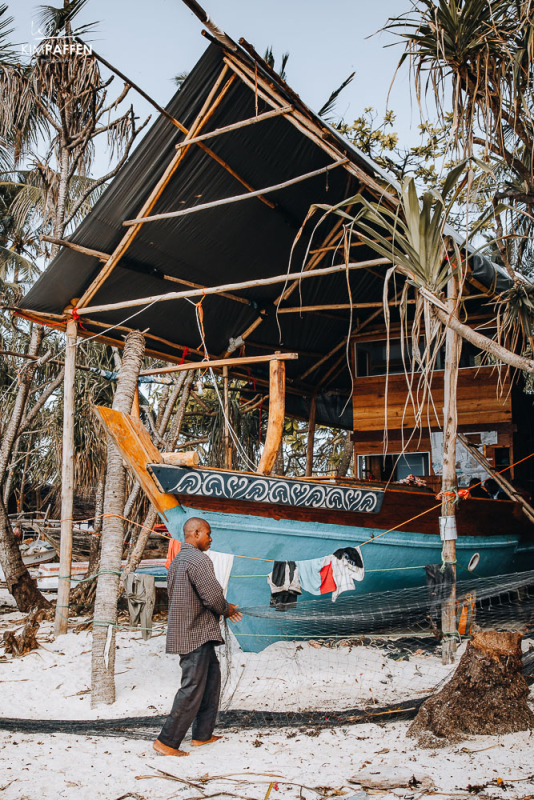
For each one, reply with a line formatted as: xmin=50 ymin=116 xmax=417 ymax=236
xmin=267 ymin=561 xmax=301 ymax=610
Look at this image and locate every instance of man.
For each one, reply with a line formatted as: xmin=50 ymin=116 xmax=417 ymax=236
xmin=154 ymin=517 xmax=242 ymax=757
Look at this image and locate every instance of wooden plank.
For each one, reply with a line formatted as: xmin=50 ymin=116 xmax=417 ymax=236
xmin=94 ymin=407 xmax=179 ymax=515
xmin=257 ymin=359 xmax=285 ymax=475
xmin=140 ymin=351 xmax=298 ymax=376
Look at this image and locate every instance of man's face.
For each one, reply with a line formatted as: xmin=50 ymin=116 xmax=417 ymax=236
xmin=196 ymin=524 xmax=212 ymax=551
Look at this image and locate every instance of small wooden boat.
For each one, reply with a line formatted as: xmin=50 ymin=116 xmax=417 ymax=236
xmin=0 ymin=541 xmax=56 ymax=581
xmin=95 ymin=405 xmax=534 ymax=652
xmin=33 ymin=557 xmax=167 ymax=591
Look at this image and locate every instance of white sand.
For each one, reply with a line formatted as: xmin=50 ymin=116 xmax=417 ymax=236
xmin=1 ymin=591 xmax=534 ymax=800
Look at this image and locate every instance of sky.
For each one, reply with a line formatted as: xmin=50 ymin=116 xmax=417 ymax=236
xmin=9 ymin=0 xmax=427 ymax=178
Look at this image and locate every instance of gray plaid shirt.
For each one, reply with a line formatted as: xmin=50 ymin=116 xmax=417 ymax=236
xmin=166 ymin=542 xmax=229 ymax=655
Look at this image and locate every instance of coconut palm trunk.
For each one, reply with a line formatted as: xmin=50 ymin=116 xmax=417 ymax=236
xmin=123 ymin=370 xmax=195 ymax=575
xmin=91 ymin=330 xmax=145 ymax=706
xmin=0 ymin=325 xmax=50 ymax=610
xmin=440 ymin=276 xmax=461 ymax=664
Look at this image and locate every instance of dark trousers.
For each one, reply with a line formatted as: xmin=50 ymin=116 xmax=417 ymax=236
xmin=158 ymin=641 xmax=221 ymax=749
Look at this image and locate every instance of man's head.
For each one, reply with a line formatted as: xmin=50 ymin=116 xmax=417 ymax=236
xmin=183 ymin=517 xmax=212 ymax=551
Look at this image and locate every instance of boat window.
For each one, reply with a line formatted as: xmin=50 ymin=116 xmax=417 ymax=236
xmin=358 ymin=452 xmax=430 ymax=482
xmin=355 ymin=339 xmax=483 ymax=377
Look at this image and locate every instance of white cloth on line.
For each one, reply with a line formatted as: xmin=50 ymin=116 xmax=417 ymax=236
xmin=207 ymin=550 xmax=234 ymax=595
xmin=331 ymin=550 xmax=365 ymax=602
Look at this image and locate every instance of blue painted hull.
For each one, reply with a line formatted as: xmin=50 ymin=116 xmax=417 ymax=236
xmin=161 ymin=503 xmax=534 ymax=652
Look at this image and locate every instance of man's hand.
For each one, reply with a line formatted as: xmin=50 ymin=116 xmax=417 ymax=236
xmin=225 ymin=603 xmax=243 ymax=623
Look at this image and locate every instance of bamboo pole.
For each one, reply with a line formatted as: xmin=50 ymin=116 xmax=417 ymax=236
xmin=76 ymin=65 xmax=235 ymax=310
xmin=41 ymin=235 xmax=250 ymax=306
xmin=122 ymin=160 xmax=348 ymax=225
xmin=305 ymin=395 xmax=317 ymax=477
xmin=177 ymin=0 xmax=237 ymax=50
xmin=174 ymin=105 xmax=293 ymax=147
xmin=41 ymin=235 xmax=109 ymax=261
xmin=441 ymin=275 xmax=461 ymax=665
xmin=140 ymin=351 xmax=299 ymax=376
xmin=223 ymin=366 xmax=231 ymax=469
xmin=278 ymin=300 xmax=416 ymax=313
xmin=457 ymin=433 xmax=534 ymax=524
xmin=75 ymin=258 xmax=390 ymax=317
xmin=54 ymin=318 xmax=77 ymax=636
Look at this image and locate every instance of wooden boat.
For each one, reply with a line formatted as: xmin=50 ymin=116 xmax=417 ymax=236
xmin=96 ymin=405 xmax=534 ymax=652
xmin=0 ymin=541 xmax=56 ymax=582
xmin=33 ymin=557 xmax=167 ymax=591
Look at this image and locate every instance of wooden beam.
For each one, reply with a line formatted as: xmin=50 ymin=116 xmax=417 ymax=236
xmin=54 ymin=318 xmax=77 ymax=636
xmin=174 ymin=105 xmax=293 ymax=148
xmin=123 ymin=160 xmax=348 ymax=226
xmin=458 ymin=433 xmax=534 ymax=524
xmin=139 ymin=351 xmax=299 ymax=376
xmin=257 ymin=358 xmax=285 ymax=475
xmin=75 ymin=258 xmax=390 ymax=317
xmin=277 ymin=300 xmax=416 ymax=314
xmin=94 ymin=407 xmax=179 ymax=516
xmin=41 ymin=235 xmax=109 ymax=262
xmin=76 ymin=65 xmax=235 ymax=310
xmin=223 ymin=365 xmax=232 ymax=470
xmin=42 ymin=235 xmax=250 ymax=307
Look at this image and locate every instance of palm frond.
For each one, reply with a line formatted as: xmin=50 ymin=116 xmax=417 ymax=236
xmin=318 ymin=72 xmax=355 ymax=119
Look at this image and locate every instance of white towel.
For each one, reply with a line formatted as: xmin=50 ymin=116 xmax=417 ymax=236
xmin=331 ymin=550 xmax=365 ymax=602
xmin=207 ymin=550 xmax=234 ymax=595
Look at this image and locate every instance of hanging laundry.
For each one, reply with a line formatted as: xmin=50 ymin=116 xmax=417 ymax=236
xmin=320 ymin=559 xmax=337 ymax=594
xmin=295 ymin=556 xmax=324 ymax=595
xmin=165 ymin=538 xmax=181 ymax=569
xmin=331 ymin=547 xmax=365 ymax=601
xmin=124 ymin=573 xmax=156 ymax=640
xmin=207 ymin=550 xmax=234 ymax=595
xmin=267 ymin=561 xmax=301 ymax=611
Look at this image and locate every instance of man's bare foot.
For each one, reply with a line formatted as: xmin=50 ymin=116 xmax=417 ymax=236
xmin=191 ymin=735 xmax=222 ymax=747
xmin=153 ymin=739 xmax=189 ymax=757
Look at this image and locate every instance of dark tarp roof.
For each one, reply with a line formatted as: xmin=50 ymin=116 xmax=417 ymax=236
xmin=19 ymin=40 xmax=502 ymax=430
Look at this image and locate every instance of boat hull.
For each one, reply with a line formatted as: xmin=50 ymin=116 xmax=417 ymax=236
xmin=162 ymin=502 xmax=534 ymax=652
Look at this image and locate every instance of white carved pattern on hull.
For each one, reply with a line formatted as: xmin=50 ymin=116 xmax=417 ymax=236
xmin=161 ymin=469 xmax=382 ymax=513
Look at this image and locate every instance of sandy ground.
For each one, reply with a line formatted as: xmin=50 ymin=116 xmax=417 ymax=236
xmin=1 ymin=591 xmax=534 ymax=800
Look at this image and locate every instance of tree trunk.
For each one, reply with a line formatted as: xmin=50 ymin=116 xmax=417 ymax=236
xmin=91 ymin=331 xmax=145 ymax=706
xmin=432 ymin=303 xmax=534 ymax=374
xmin=122 ymin=372 xmax=194 ymax=575
xmin=408 ymin=631 xmax=534 ymax=747
xmin=440 ymin=277 xmax=461 ymax=665
xmin=0 ymin=326 xmax=51 ymax=611
xmin=336 ymin=432 xmax=354 ymax=477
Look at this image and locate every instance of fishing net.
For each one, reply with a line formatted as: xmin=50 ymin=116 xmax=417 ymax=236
xmin=1 ymin=570 xmax=533 ymax=739
xmin=216 ymin=569 xmax=534 ymax=728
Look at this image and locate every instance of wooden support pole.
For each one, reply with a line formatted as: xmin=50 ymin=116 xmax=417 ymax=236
xmin=75 ymin=258 xmax=389 ymax=317
xmin=223 ymin=366 xmax=231 ymax=470
xmin=441 ymin=275 xmax=461 ymax=665
xmin=140 ymin=351 xmax=298 ymax=376
xmin=54 ymin=318 xmax=77 ymax=636
xmin=257 ymin=358 xmax=286 ymax=475
xmin=305 ymin=395 xmax=317 ymax=477
xmin=123 ymin=159 xmax=348 ymax=225
xmin=174 ymin=105 xmax=293 ymax=148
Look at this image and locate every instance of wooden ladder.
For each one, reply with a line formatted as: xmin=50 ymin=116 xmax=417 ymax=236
xmin=457 ymin=433 xmax=534 ymax=524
